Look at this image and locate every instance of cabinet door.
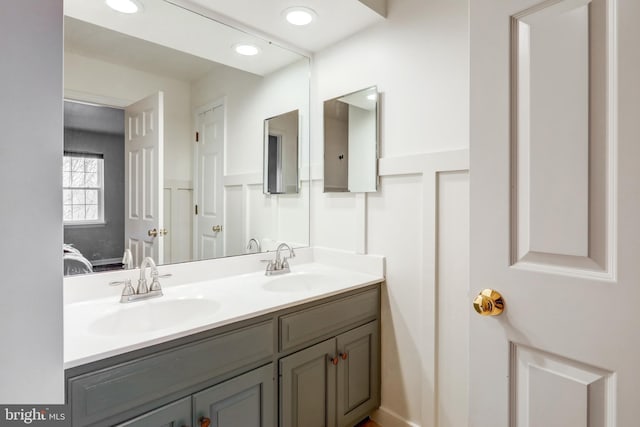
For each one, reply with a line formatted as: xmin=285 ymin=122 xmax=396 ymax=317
xmin=116 ymin=397 xmax=191 ymax=427
xmin=336 ymin=321 xmax=380 ymax=427
xmin=280 ymin=338 xmax=337 ymax=427
xmin=193 ymin=364 xmax=274 ymax=427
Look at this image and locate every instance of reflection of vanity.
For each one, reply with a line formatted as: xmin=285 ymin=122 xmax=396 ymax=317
xmin=64 ymin=256 xmax=383 ymax=427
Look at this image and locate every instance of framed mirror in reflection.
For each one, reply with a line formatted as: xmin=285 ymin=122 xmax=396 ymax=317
xmin=323 ymin=86 xmax=379 ymax=193
xmin=264 ymin=110 xmax=300 ymax=195
xmin=62 ymin=0 xmax=310 ymax=275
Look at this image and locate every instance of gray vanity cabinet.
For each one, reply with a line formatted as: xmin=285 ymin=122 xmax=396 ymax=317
xmin=280 ymin=338 xmax=337 ymax=427
xmin=115 ymin=364 xmax=274 ymax=427
xmin=116 ymin=397 xmax=191 ymax=427
xmin=280 ymin=320 xmax=379 ymax=427
xmin=193 ymin=364 xmax=275 ymax=427
xmin=66 ymin=285 xmax=381 ymax=427
xmin=336 ymin=322 xmax=380 ymax=427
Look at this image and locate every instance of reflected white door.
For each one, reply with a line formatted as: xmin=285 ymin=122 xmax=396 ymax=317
xmin=124 ymin=92 xmax=164 ymax=267
xmin=470 ymin=0 xmax=640 ymax=425
xmin=193 ymin=102 xmax=224 ymax=260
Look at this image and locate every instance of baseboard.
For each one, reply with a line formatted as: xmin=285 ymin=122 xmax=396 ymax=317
xmin=371 ymin=407 xmax=420 ymax=427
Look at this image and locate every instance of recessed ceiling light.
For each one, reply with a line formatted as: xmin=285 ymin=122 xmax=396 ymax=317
xmin=105 ymin=0 xmax=141 ymax=14
xmin=234 ymin=44 xmax=260 ymax=56
xmin=284 ymin=7 xmax=317 ymax=26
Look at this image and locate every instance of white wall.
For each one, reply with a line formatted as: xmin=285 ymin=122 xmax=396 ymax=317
xmin=311 ymin=0 xmax=470 ymax=425
xmin=0 ymin=0 xmax=64 ymax=403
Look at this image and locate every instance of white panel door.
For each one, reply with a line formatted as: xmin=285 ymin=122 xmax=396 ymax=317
xmin=470 ymin=0 xmax=640 ymax=425
xmin=193 ymin=102 xmax=224 ymax=260
xmin=125 ymin=92 xmax=164 ymax=268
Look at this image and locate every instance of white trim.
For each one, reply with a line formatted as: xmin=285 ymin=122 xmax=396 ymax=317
xmin=64 ymin=89 xmax=133 ymax=109
xmin=224 ymin=172 xmax=262 ymax=187
xmin=371 ymin=407 xmax=420 ymax=427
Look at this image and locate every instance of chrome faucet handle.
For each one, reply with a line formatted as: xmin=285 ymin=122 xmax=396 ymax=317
xmin=149 ymin=270 xmax=163 ymax=293
xmin=110 ymin=279 xmax=135 ymax=302
xmin=121 ymin=280 xmax=135 ymax=297
xmin=149 ymin=271 xmax=170 ymax=293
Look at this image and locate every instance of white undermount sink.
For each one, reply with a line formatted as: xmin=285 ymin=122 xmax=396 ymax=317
xmin=88 ymin=298 xmax=220 ymax=336
xmin=262 ymin=272 xmax=330 ymax=293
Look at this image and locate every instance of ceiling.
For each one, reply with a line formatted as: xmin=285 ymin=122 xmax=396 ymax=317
xmin=178 ymin=0 xmax=386 ymax=53
xmin=63 ymin=0 xmax=386 ymax=78
xmin=65 ymin=17 xmax=224 ymax=82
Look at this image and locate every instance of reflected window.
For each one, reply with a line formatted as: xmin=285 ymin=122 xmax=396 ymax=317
xmin=63 ymin=152 xmax=104 ymax=224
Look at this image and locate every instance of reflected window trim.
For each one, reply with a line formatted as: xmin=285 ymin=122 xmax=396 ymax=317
xmin=62 ymin=152 xmax=106 ymax=226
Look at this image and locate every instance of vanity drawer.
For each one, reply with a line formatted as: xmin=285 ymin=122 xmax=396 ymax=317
xmin=68 ymin=320 xmax=273 ymax=427
xmin=279 ymin=287 xmax=379 ymax=352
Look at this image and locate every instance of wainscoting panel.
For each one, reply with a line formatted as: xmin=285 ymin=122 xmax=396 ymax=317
xmin=163 ymin=180 xmax=193 ymax=264
xmin=323 ymin=148 xmax=470 ymax=427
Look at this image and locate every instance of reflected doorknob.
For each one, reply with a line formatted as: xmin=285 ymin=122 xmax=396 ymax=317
xmin=212 ymin=225 xmax=223 ymax=233
xmin=473 ymin=289 xmax=505 ymax=316
xmin=147 ymin=228 xmax=158 ymax=237
xmin=159 ymin=228 xmax=168 ymax=236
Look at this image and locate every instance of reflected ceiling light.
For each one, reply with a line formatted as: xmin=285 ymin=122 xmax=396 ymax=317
xmin=105 ymin=0 xmax=141 ymax=14
xmin=284 ymin=7 xmax=317 ymax=26
xmin=367 ymin=93 xmax=378 ymax=101
xmin=234 ymin=43 xmax=260 ymax=56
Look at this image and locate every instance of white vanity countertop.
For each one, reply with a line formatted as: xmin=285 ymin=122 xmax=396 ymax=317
xmin=64 ymin=256 xmax=384 ymax=369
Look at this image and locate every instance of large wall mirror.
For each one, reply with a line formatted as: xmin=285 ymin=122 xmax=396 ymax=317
xmin=63 ymin=0 xmax=310 ymax=275
xmin=323 ymin=86 xmax=379 ymax=193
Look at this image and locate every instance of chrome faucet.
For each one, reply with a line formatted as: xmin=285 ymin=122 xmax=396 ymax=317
xmin=138 ymin=257 xmax=158 ymax=295
xmin=265 ymin=243 xmax=296 ymax=276
xmin=247 ymin=238 xmax=261 ymax=253
xmin=109 ymin=256 xmax=170 ymax=303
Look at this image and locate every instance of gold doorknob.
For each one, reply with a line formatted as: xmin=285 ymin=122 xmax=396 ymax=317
xmin=212 ymin=225 xmax=223 ymax=233
xmin=148 ymin=228 xmax=158 ymax=237
xmin=473 ymin=289 xmax=505 ymax=316
xmin=159 ymin=228 xmax=168 ymax=236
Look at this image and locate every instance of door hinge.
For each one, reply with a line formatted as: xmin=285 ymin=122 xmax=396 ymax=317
xmin=195 ymin=204 xmax=198 ymax=215
xmin=195 ymin=131 xmax=199 ymax=142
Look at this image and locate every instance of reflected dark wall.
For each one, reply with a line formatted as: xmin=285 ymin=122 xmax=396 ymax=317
xmin=63 ymin=101 xmax=124 ymax=264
